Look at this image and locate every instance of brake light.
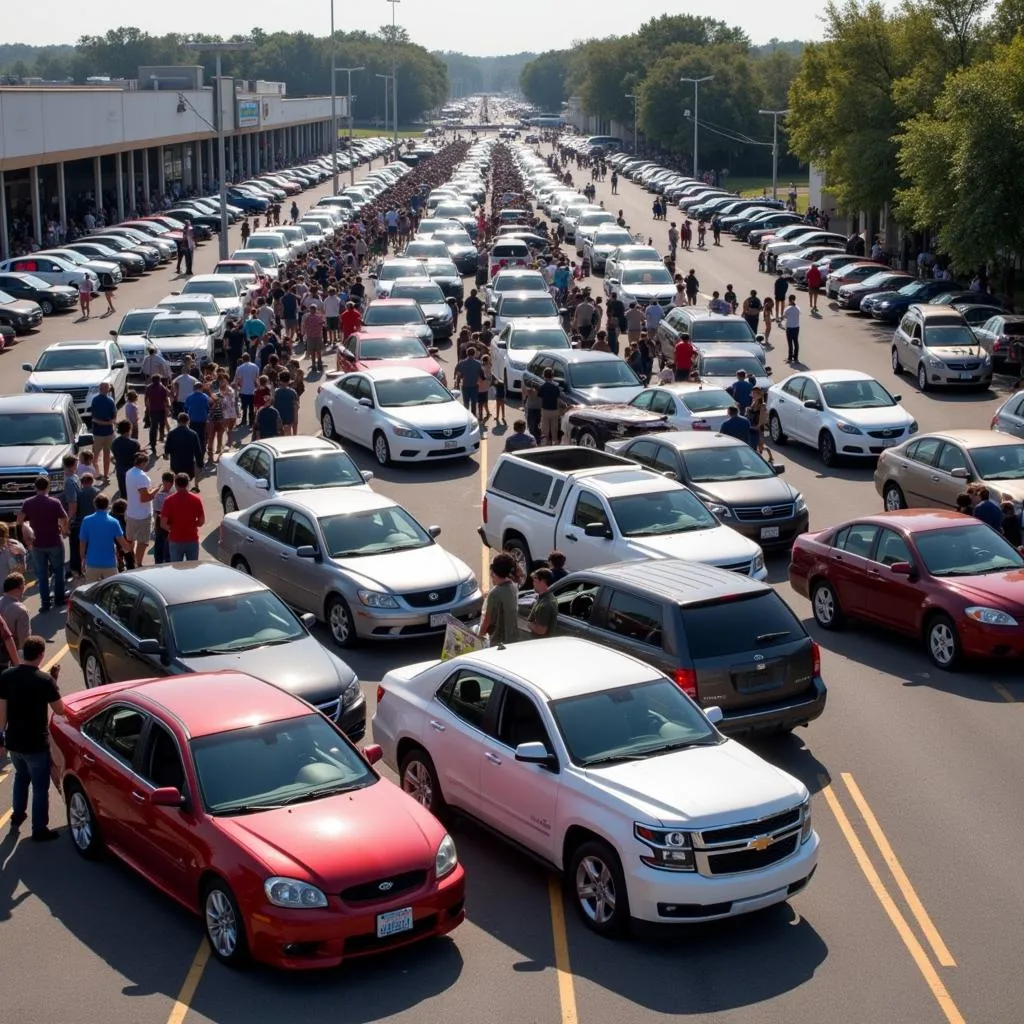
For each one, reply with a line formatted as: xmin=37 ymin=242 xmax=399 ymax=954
xmin=811 ymin=640 xmax=821 ymax=677
xmin=991 ymin=413 xmax=999 ymax=429
xmin=674 ymin=667 xmax=698 ymax=699
xmin=376 ymin=685 xmax=385 ymax=705
xmin=692 ymin=422 xmax=711 ymax=431
xmin=482 ymin=494 xmax=488 ymax=523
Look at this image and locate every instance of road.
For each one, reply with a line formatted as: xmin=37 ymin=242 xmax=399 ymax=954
xmin=1 ymin=131 xmax=1022 ymax=1024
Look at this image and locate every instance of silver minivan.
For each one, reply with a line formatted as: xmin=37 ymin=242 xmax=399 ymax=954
xmin=891 ymin=304 xmax=993 ymax=391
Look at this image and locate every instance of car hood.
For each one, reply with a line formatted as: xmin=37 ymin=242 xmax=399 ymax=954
xmin=626 ymin=523 xmax=760 ymax=565
xmin=581 ymin=739 xmax=805 ymax=827
xmin=179 ymin=634 xmax=353 ymax=704
xmin=571 ymin=385 xmax=646 ymax=405
xmin=828 ymin=404 xmax=914 ymax=429
xmin=941 ymin=568 xmax=1024 ymax=609
xmin=360 ymin=355 xmax=442 ymax=377
xmin=27 ymin=370 xmax=112 ymax=390
xmin=701 ymin=373 xmax=772 ymax=392
xmin=620 ymin=284 xmax=674 ymax=300
xmin=0 ymin=298 xmax=41 ymax=315
xmin=212 ymin=777 xmax=440 ymax=890
xmin=926 ymin=346 xmax=987 ymax=360
xmin=148 ymin=334 xmax=208 ymax=350
xmin=980 ymin=479 xmax=1024 ymax=503
xmin=418 ymin=301 xmax=451 ymax=320
xmin=569 ymin=404 xmax=664 ymax=424
xmin=331 ymin=543 xmax=471 ymax=593
xmin=0 ymin=444 xmax=67 ymax=471
xmin=864 ymin=290 xmax=904 ymax=305
xmin=692 ymin=475 xmax=796 ymax=507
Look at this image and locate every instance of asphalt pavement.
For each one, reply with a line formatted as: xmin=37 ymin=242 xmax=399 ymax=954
xmin=1 ymin=130 xmax=1021 ymax=1024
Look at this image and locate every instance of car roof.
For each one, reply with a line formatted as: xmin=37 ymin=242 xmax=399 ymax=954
xmin=913 ymin=428 xmax=1023 ymax=449
xmin=260 ymin=488 xmax=396 ymax=518
xmin=907 ymin=304 xmax=969 ymax=321
xmin=390 ymin=277 xmax=444 ymax=289
xmin=672 ymin=310 xmax=747 ymax=323
xmin=108 ymin=562 xmax=265 ymax=606
xmin=46 ymin=339 xmax=110 ymax=349
xmin=641 ymin=430 xmax=753 ymax=452
xmin=368 ymin=297 xmax=418 ymax=307
xmin=494 ymin=269 xmax=545 ymax=278
xmin=697 ymin=347 xmax=766 ymax=361
xmin=846 ymin=509 xmax=989 ymax=532
xmin=159 ymin=293 xmax=217 ymax=304
xmin=0 ymin=392 xmax=72 ymax=411
xmin=247 ymin=436 xmax=342 ymax=456
xmin=577 ymin=558 xmax=769 ymax=604
xmin=579 ymin=468 xmax=678 ymax=498
xmin=185 ymin=274 xmax=231 ymax=284
xmin=497 ymin=290 xmax=553 ymax=301
xmin=654 ymin=381 xmax=731 ymax=396
xmin=150 ymin=310 xmax=204 ymax=322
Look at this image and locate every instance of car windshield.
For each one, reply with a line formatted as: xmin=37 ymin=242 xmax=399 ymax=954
xmin=148 ymin=316 xmax=205 ymax=338
xmin=191 ymin=714 xmax=375 ymax=815
xmin=861 ymin=273 xmax=908 ymax=288
xmin=391 ymin=283 xmax=445 ymax=303
xmin=498 ymin=296 xmax=558 ymax=318
xmin=0 ymin=413 xmax=70 ymax=446
xmin=243 ymin=251 xmax=278 ymax=268
xmin=273 ymin=452 xmax=364 ymax=489
xmin=185 ymin=279 xmax=237 ymax=297
xmin=495 ymin=275 xmax=546 ymax=293
xmin=509 ymin=328 xmax=570 ymax=352
xmin=379 ymin=263 xmax=427 ymax=282
xmin=616 ymin=248 xmax=660 ymax=263
xmin=570 ymin=360 xmax=641 ymax=388
xmin=925 ymin=325 xmax=980 ymax=348
xmin=914 ymin=524 xmax=1024 ymax=577
xmin=425 ymin=261 xmax=459 ymax=278
xmin=169 ymin=590 xmax=305 ymax=655
xmin=117 ymin=311 xmax=159 ymax=335
xmin=551 ymin=678 xmax=719 ymax=767
xmin=435 ymin=230 xmax=472 ymax=245
xmin=609 ymin=488 xmax=717 ymax=536
xmin=320 ymin=505 xmax=433 ymax=557
xmin=692 ymin=321 xmax=756 ymax=342
xmin=622 ymin=267 xmax=674 ymax=286
xmin=358 ymin=336 xmax=427 ymax=359
xmin=700 ymin=356 xmax=764 ymax=378
xmin=681 ymin=444 xmax=776 ymax=482
xmin=679 ymin=388 xmax=732 ymax=412
xmin=162 ymin=299 xmax=217 ymax=316
xmin=34 ymin=349 xmax=108 ymax=371
xmin=821 ymin=379 xmax=895 ymax=409
xmin=593 ymin=229 xmax=633 ymax=245
xmin=405 ymin=242 xmax=448 ymax=257
xmin=11 ymin=274 xmax=51 ymax=289
xmin=364 ymin=305 xmax=423 ymax=326
xmin=970 ymin=443 xmax=1024 ymax=480
xmin=375 ymin=376 xmax=452 ymax=406
xmin=248 ymin=235 xmax=284 ymax=247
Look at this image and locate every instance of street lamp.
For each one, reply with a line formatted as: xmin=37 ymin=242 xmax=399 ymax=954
xmin=624 ymin=93 xmax=638 ymax=152
xmin=680 ymin=75 xmax=713 ymax=179
xmin=376 ymin=73 xmax=392 ymax=135
xmin=386 ymin=0 xmax=401 ymax=161
xmin=759 ymin=108 xmax=791 ymax=201
xmin=336 ymin=66 xmax=365 ymax=187
xmin=190 ymin=42 xmax=252 ymax=261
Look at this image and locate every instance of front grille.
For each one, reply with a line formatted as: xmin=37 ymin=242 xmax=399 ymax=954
xmin=344 ymin=913 xmax=438 ymax=955
xmin=316 ymin=699 xmax=340 ymax=721
xmin=341 ymin=869 xmax=427 ymax=904
xmin=867 ymin=428 xmax=903 ymax=439
xmin=944 ymin=362 xmax=981 ymax=371
xmin=425 ymin=426 xmax=467 ymax=440
xmin=716 ymin=559 xmax=753 ymax=574
xmin=403 ymin=585 xmax=457 ymax=608
xmin=0 ymin=474 xmax=45 ymax=501
xmin=426 ymin=447 xmax=468 ymax=457
xmin=699 ymin=807 xmax=801 ymax=846
xmin=733 ymin=503 xmax=794 ymax=522
xmin=42 ymin=386 xmax=90 ymax=404
xmin=706 ymin=834 xmax=799 ymax=875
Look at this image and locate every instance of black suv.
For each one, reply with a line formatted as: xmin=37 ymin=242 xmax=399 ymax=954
xmin=517 ymin=558 xmax=826 ymax=735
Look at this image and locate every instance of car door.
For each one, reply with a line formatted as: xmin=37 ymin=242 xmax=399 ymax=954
xmin=475 ymin=684 xmax=560 ymax=860
xmin=129 ymin=594 xmax=172 ymax=679
xmin=326 ymin=377 xmax=363 ymax=441
xmin=895 ymin=314 xmax=915 ymax=367
xmin=107 ymin=341 xmax=127 ymax=400
xmin=275 ymin=509 xmax=323 ymax=612
xmin=773 ymin=377 xmax=806 ymax=436
xmin=561 ymin=490 xmax=615 ymax=569
xmin=828 ymin=523 xmax=880 ymax=617
xmin=353 ymin=377 xmax=379 ymax=445
xmin=794 ymin=378 xmax=825 ymax=444
xmin=227 ymin=446 xmax=260 ymax=508
xmin=995 ymin=393 xmax=1024 ymax=440
xmin=91 ymin=581 xmax=146 ymax=682
xmin=857 ymin=527 xmax=921 ymax=634
xmin=651 ymin=443 xmax=682 ymax=482
xmin=240 ymin=504 xmax=291 ymax=590
xmin=589 ymin=588 xmax=671 ymax=673
xmin=622 ymin=437 xmax=660 ymax=470
xmin=931 ymin=442 xmax=971 ymax=508
xmin=894 ymin=437 xmax=944 ymax=507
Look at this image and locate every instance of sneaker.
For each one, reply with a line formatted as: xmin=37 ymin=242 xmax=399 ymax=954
xmin=31 ymin=828 xmax=61 ymax=842
xmin=9 ymin=813 xmax=26 ymax=831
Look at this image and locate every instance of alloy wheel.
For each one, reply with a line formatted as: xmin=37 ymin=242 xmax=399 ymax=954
xmin=205 ymin=888 xmax=238 ymax=959
xmin=575 ymin=855 xmax=617 ymax=925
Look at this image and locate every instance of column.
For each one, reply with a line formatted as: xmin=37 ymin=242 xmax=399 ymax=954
xmin=194 ymin=140 xmax=203 ymax=193
xmin=114 ymin=152 xmax=125 ymax=222
xmin=142 ymin=147 xmax=151 ymax=205
xmin=29 ymin=166 xmax=42 ymax=246
xmin=0 ymin=170 xmax=10 ymax=260
xmin=127 ymin=150 xmax=136 ymax=214
xmin=93 ymin=155 xmax=102 ymax=217
xmin=57 ymin=161 xmax=67 ymax=231
xmin=254 ymin=133 xmax=261 ymax=174
xmin=157 ymin=146 xmax=166 ymax=196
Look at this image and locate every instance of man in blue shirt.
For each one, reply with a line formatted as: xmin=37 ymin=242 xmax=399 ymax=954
xmin=243 ymin=311 xmax=267 ymax=348
xmin=79 ymin=494 xmax=129 ymax=582
xmin=720 ymin=406 xmax=754 ymax=445
xmin=88 ymin=382 xmax=118 ymax=484
xmin=727 ymin=370 xmax=754 ymax=414
xmin=972 ymin=486 xmax=1005 ymax=530
xmin=184 ymin=386 xmax=211 ymax=463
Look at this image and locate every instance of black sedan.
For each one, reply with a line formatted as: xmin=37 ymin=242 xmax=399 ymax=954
xmin=422 ymin=258 xmax=465 ymax=303
xmin=62 ymin=241 xmax=146 ymax=277
xmin=0 ymin=271 xmax=78 ymax=315
xmin=168 ymin=208 xmax=224 ymax=233
xmin=87 ymin=234 xmax=161 ymax=269
xmin=65 ymin=562 xmax=367 ymax=739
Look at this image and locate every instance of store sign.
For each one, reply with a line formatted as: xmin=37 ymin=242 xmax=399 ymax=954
xmin=237 ymin=100 xmax=260 ymax=128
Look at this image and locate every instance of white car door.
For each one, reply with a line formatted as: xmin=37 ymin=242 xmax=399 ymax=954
xmin=773 ymin=377 xmax=808 ymax=438
xmin=491 ymin=326 xmax=512 ymax=381
xmin=560 ymin=490 xmax=618 ymax=570
xmin=327 ymin=377 xmax=366 ymax=443
xmin=794 ymin=378 xmax=825 ymax=444
xmin=108 ymin=342 xmax=128 ymax=401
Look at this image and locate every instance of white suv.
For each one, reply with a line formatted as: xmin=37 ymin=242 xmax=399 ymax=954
xmin=372 ymin=637 xmax=818 ymax=935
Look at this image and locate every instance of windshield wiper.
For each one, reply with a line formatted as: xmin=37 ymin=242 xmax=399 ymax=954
xmin=214 ymin=801 xmax=289 ymax=815
xmin=756 ymin=631 xmax=791 ymax=643
xmin=276 ymin=781 xmax=367 ymax=805
xmin=581 ymin=752 xmax=651 ymax=767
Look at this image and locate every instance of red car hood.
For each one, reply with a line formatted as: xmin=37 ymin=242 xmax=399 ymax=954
xmin=212 ymin=778 xmax=442 ymax=891
xmin=943 ymin=568 xmax=1024 ymax=609
xmin=358 ymin=356 xmax=442 ymax=376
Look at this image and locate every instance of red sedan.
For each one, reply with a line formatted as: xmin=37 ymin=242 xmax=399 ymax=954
xmin=336 ymin=329 xmax=447 ymax=384
xmin=789 ymin=509 xmax=1024 ymax=670
xmin=49 ymin=671 xmax=465 ymax=969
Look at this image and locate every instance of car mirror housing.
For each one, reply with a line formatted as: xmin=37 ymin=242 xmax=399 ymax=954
xmin=950 ymin=467 xmax=969 ymax=479
xmin=362 ymin=744 xmax=384 ymax=766
xmin=296 ymin=545 xmax=321 ymax=561
xmin=137 ymin=638 xmax=162 ymax=656
xmin=108 ymin=329 xmax=118 ymax=338
xmin=888 ymin=561 xmax=914 ymax=576
xmin=514 ymin=741 xmax=556 ymax=768
xmin=427 ymin=525 xmax=442 ymax=538
xmin=300 ymin=612 xmax=317 ymax=629
xmin=358 ymin=397 xmax=374 ymax=408
xmin=773 ymin=463 xmax=786 ymax=475
xmin=584 ymin=522 xmax=611 ymax=539
xmin=361 ymin=470 xmax=374 ymax=482
xmin=150 ymin=787 xmax=184 ymax=808
xmin=803 ymin=399 xmax=822 ymax=411
xmin=254 ymin=478 xmax=270 ymax=490
xmin=704 ymin=705 xmax=724 ymax=725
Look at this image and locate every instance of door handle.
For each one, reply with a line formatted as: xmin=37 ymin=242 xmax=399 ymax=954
xmin=834 ymin=554 xmax=844 ymax=561
xmin=564 ymin=533 xmax=578 ymax=542
xmin=930 ymin=475 xmax=940 ymax=482
xmin=81 ymin=752 xmax=96 ymax=765
xmin=429 ymin=719 xmax=446 ymax=732
xmin=244 ymin=536 xmax=255 ymax=543
xmin=279 ymin=553 xmax=290 ymax=560
xmin=484 ymin=752 xmax=502 ymax=765
xmin=131 ymin=791 xmax=146 ymax=804
xmin=867 ymin=569 xmax=880 ymax=576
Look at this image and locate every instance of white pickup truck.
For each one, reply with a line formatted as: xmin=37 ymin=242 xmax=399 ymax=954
xmin=479 ymin=447 xmax=766 ymax=581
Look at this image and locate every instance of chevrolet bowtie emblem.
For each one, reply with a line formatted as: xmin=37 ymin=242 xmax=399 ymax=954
xmin=747 ymin=835 xmax=775 ymax=852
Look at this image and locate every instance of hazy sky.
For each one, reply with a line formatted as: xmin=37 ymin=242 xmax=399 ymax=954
xmin=14 ymin=1 xmax=830 ymax=55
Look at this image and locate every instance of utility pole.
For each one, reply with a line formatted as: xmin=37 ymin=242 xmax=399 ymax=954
xmin=386 ymin=0 xmax=401 ymax=162
xmin=680 ymin=75 xmax=713 ymax=179
xmin=330 ymin=0 xmax=338 ymax=195
xmin=376 ymin=73 xmax=391 ymax=136
xmin=336 ymin=66 xmax=365 ymax=187
xmin=624 ymin=93 xmax=638 ymax=152
xmin=759 ymin=108 xmax=791 ymax=201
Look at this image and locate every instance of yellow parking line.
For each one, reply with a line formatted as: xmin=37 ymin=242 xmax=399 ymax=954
xmin=165 ymin=939 xmax=210 ymax=1024
xmin=547 ymin=877 xmax=579 ymax=1024
xmin=992 ymin=683 xmax=1016 ymax=703
xmin=0 ymin=808 xmax=11 ymax=830
xmin=43 ymin=644 xmax=69 ymax=674
xmin=819 ymin=777 xmax=965 ymax=1024
xmin=841 ymin=773 xmax=955 ymax=968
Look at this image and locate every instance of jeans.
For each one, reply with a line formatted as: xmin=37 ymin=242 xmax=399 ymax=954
xmin=169 ymin=540 xmax=199 ymax=562
xmin=239 ymin=393 xmax=254 ymax=425
xmin=153 ymin=525 xmax=169 ymax=565
xmin=461 ymin=387 xmax=478 ymax=416
xmin=68 ymin=521 xmax=82 ymax=575
xmin=148 ymin=410 xmax=167 ymax=452
xmin=10 ymin=749 xmax=51 ymax=832
xmin=786 ymin=326 xmax=800 ymax=361
xmin=31 ymin=544 xmax=66 ymax=608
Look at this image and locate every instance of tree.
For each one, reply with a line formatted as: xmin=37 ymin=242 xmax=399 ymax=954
xmin=378 ymin=25 xmax=411 ymax=46
xmin=570 ymin=37 xmax=643 ymax=124
xmin=519 ymin=50 xmax=571 ymax=110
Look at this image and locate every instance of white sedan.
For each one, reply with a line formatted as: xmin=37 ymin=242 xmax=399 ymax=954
xmin=23 ymin=339 xmax=128 ymax=412
xmin=767 ymin=369 xmax=918 ymax=467
xmin=316 ymin=365 xmax=481 ymax=466
xmin=630 ymin=382 xmax=737 ymax=432
xmin=215 ymin=435 xmax=373 ymax=512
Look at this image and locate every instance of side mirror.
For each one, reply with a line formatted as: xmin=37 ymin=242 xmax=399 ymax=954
xmin=113 ymin=360 xmax=126 ymax=369
xmin=496 ymin=339 xmax=507 ymax=349
xmin=362 ymin=743 xmax=384 ymax=766
xmin=150 ymin=787 xmax=185 ymax=808
xmin=514 ymin=741 xmax=556 ymax=768
xmin=584 ymin=521 xmax=611 ymax=539
xmin=361 ymin=470 xmax=374 ymax=482
xmin=765 ymin=366 xmax=773 ymax=375
xmin=607 ymin=277 xmax=619 ymax=285
xmin=170 ymin=291 xmax=181 ymax=296
xmin=889 ymin=561 xmax=914 ymax=576
xmin=756 ymin=334 xmax=765 ymax=342
xmin=341 ymin=349 xmax=355 ymax=361
xmin=358 ymin=397 xmax=374 ymax=408
xmin=803 ymin=399 xmax=822 ymax=411
xmin=950 ymin=467 xmax=968 ymax=479
xmin=76 ymin=432 xmax=94 ymax=449
xmin=21 ymin=362 xmax=33 ymax=372
xmin=486 ymin=307 xmax=496 ymax=315
xmin=254 ymin=478 xmax=270 ymax=490
xmin=296 ymin=544 xmax=321 ymax=561
xmin=427 ymin=524 xmax=442 ymax=538
xmin=300 ymin=612 xmax=317 ymax=629
xmin=773 ymin=463 xmax=786 ymax=475
xmin=704 ymin=705 xmax=724 ymax=725
xmin=137 ymin=638 xmax=163 ymax=656
xmin=207 ymin=327 xmax=214 ymax=334
xmin=109 ymin=330 xmax=118 ymax=338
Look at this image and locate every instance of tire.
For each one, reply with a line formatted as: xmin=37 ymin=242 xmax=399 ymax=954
xmin=40 ymin=299 xmax=54 ymax=315
xmin=81 ymin=646 xmax=106 ymax=689
xmin=818 ymin=430 xmax=837 ymax=467
xmin=321 ymin=408 xmax=336 ymax=439
xmin=769 ymin=411 xmax=787 ymax=444
xmin=231 ymin=556 xmax=251 ymax=575
xmin=891 ymin=347 xmax=902 ymax=374
xmin=917 ymin=363 xmax=929 ymax=392
xmin=373 ymin=431 xmax=391 ymax=467
xmin=221 ymin=489 xmax=238 ymax=514
xmin=399 ymin=748 xmax=446 ymax=817
xmin=326 ymin=595 xmax=356 ymax=648
xmin=569 ymin=839 xmax=630 ymax=937
xmin=503 ymin=534 xmax=532 ymax=584
xmin=883 ymin=483 xmax=907 ymax=511
xmin=65 ymin=783 xmax=103 ymax=860
xmin=925 ymin=614 xmax=961 ymax=671
xmin=203 ymin=879 xmax=250 ymax=968
xmin=811 ymin=580 xmax=844 ymax=630
xmin=576 ymin=426 xmax=600 ymax=449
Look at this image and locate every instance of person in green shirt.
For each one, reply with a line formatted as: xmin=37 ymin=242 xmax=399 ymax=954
xmin=480 ymin=553 xmax=519 ymax=646
xmin=527 ymin=568 xmax=558 ymax=638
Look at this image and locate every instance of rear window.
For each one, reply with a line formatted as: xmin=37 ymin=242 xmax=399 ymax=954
xmin=681 ymin=592 xmax=805 ymax=659
xmin=492 ymin=243 xmax=530 ymax=258
xmin=491 ymin=461 xmax=552 ymax=505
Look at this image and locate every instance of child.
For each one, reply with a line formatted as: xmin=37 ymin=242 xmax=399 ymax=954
xmin=253 ymin=375 xmax=272 ymax=413
xmin=547 ymin=550 xmax=568 ymax=583
xmin=124 ymin=390 xmax=139 ymax=439
xmin=110 ymin=498 xmax=136 ymax=571
xmin=477 ymin=356 xmax=492 ymax=424
xmin=151 ymin=471 xmax=175 ymax=564
xmin=492 ymin=362 xmax=506 ymax=425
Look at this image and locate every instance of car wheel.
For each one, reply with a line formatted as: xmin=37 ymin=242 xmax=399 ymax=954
xmin=811 ymin=580 xmax=844 ymax=630
xmin=326 ymin=595 xmax=356 ymax=648
xmin=203 ymin=880 xmax=250 ymax=968
xmin=231 ymin=556 xmax=251 ymax=575
xmin=81 ymin=646 xmax=106 ymax=689
xmin=818 ymin=430 xmax=836 ymax=467
xmin=569 ymin=839 xmax=630 ymax=937
xmin=883 ymin=483 xmax=907 ymax=511
xmin=399 ymin=748 xmax=446 ymax=816
xmin=321 ymin=408 xmax=336 ymax=439
xmin=373 ymin=431 xmax=391 ymax=467
xmin=65 ymin=783 xmax=103 ymax=859
xmin=576 ymin=426 xmax=600 ymax=449
xmin=891 ymin=347 xmax=902 ymax=374
xmin=503 ymin=534 xmax=532 ymax=584
xmin=40 ymin=299 xmax=54 ymax=315
xmin=917 ymin=363 xmax=929 ymax=392
xmin=769 ymin=411 xmax=787 ymax=444
xmin=926 ymin=614 xmax=961 ymax=671
xmin=222 ymin=489 xmax=238 ymax=514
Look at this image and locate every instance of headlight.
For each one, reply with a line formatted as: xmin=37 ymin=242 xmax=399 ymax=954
xmin=24 ymin=382 xmax=43 ymax=393
xmin=753 ymin=551 xmax=765 ymax=574
xmin=341 ymin=676 xmax=361 ymax=707
xmin=794 ymin=492 xmax=806 ymax=513
xmin=264 ymin=877 xmax=328 ymax=909
xmin=457 ymin=576 xmax=478 ymax=600
xmin=835 ymin=421 xmax=863 ymax=435
xmin=981 ymin=353 xmax=992 ymax=364
xmin=965 ymin=606 xmax=1018 ymax=626
xmin=878 ymin=301 xmax=891 ymax=309
xmin=357 ymin=589 xmax=400 ymax=609
xmin=634 ymin=823 xmax=695 ymax=871
xmin=435 ymin=833 xmax=458 ymax=879
xmin=926 ymin=355 xmax=943 ymax=367
xmin=391 ymin=425 xmax=422 ymax=438
xmin=908 ymin=420 xmax=919 ymax=434
xmin=800 ymin=799 xmax=813 ymax=844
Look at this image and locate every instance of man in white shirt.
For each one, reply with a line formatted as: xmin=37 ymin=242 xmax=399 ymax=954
xmin=124 ymin=452 xmax=159 ymax=566
xmin=171 ymin=363 xmax=200 ymax=417
xmin=233 ymin=353 xmax=260 ymax=427
xmin=782 ymin=296 xmax=801 ymax=363
xmin=141 ymin=346 xmax=172 ymax=382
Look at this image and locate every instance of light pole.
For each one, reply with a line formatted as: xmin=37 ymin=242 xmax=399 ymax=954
xmin=680 ymin=75 xmax=713 ymax=179
xmin=386 ymin=0 xmax=401 ymax=161
xmin=376 ymin=73 xmax=392 ymax=135
xmin=336 ymin=66 xmax=365 ymax=187
xmin=759 ymin=108 xmax=791 ymax=201
xmin=191 ymin=42 xmax=252 ymax=261
xmin=330 ymin=0 xmax=338 ymax=195
xmin=624 ymin=93 xmax=638 ymax=152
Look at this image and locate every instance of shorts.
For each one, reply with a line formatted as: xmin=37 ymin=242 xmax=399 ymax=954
xmin=326 ymin=317 xmax=340 ymax=330
xmin=493 ymin=381 xmax=506 ymax=399
xmin=92 ymin=433 xmax=113 ymax=454
xmin=125 ymin=517 xmax=151 ymax=545
xmin=305 ymin=336 xmax=324 ymax=353
xmin=284 ymin=318 xmax=299 ymax=331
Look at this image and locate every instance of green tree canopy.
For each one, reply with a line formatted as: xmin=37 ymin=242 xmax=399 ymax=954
xmin=519 ymin=49 xmax=571 ymax=110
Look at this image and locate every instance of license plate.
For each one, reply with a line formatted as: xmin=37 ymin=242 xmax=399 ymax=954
xmin=376 ymin=907 xmax=413 ymax=938
xmin=429 ymin=612 xmax=448 ymax=628
xmin=443 ymin=440 xmax=458 ymax=449
xmin=958 ymin=372 xmax=974 ymax=380
xmin=761 ymin=526 xmax=780 ymax=540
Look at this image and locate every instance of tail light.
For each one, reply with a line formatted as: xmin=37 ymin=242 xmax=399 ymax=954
xmin=991 ymin=413 xmax=998 ymax=429
xmin=674 ymin=667 xmax=698 ymax=699
xmin=375 ymin=684 xmax=385 ymax=705
xmin=692 ymin=422 xmax=711 ymax=431
xmin=481 ymin=495 xmax=488 ymax=523
xmin=811 ymin=640 xmax=821 ymax=677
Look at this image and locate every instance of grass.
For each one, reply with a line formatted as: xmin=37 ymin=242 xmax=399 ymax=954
xmin=339 ymin=127 xmax=425 ymax=140
xmin=727 ymin=176 xmax=810 ymax=214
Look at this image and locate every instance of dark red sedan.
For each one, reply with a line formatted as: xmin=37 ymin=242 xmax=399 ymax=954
xmin=789 ymin=510 xmax=1024 ymax=670
xmin=49 ymin=671 xmax=465 ymax=969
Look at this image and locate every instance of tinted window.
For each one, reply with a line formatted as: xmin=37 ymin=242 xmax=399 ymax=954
xmin=572 ymin=492 xmax=609 ymax=530
xmin=100 ymin=706 xmax=147 ymax=765
xmin=906 ymin=437 xmax=941 ymax=465
xmin=250 ymin=504 xmax=289 ymax=540
xmin=436 ymin=670 xmax=496 ymax=729
xmin=837 ymin=523 xmax=879 ymax=557
xmin=141 ymin=724 xmax=186 ymax=790
xmin=604 ymin=591 xmax=663 ymax=647
xmin=491 ymin=461 xmax=552 ymax=505
xmin=98 ymin=582 xmax=140 ymax=630
xmin=497 ymin=688 xmax=551 ymax=749
xmin=236 ymin=448 xmax=257 ymax=473
xmin=681 ymin=592 xmax=804 ymax=659
xmin=551 ymin=579 xmax=601 ymax=621
xmin=935 ymin=443 xmax=967 ymax=474
xmin=134 ymin=596 xmax=164 ymax=644
xmin=876 ymin=528 xmax=912 ymax=566
xmin=625 ymin=439 xmax=659 ymax=465
xmin=781 ymin=378 xmax=806 ymax=400
xmin=290 ymin=512 xmax=317 ymax=548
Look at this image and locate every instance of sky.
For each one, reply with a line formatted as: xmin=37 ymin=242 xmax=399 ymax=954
xmin=13 ymin=0 xmax=831 ymax=55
